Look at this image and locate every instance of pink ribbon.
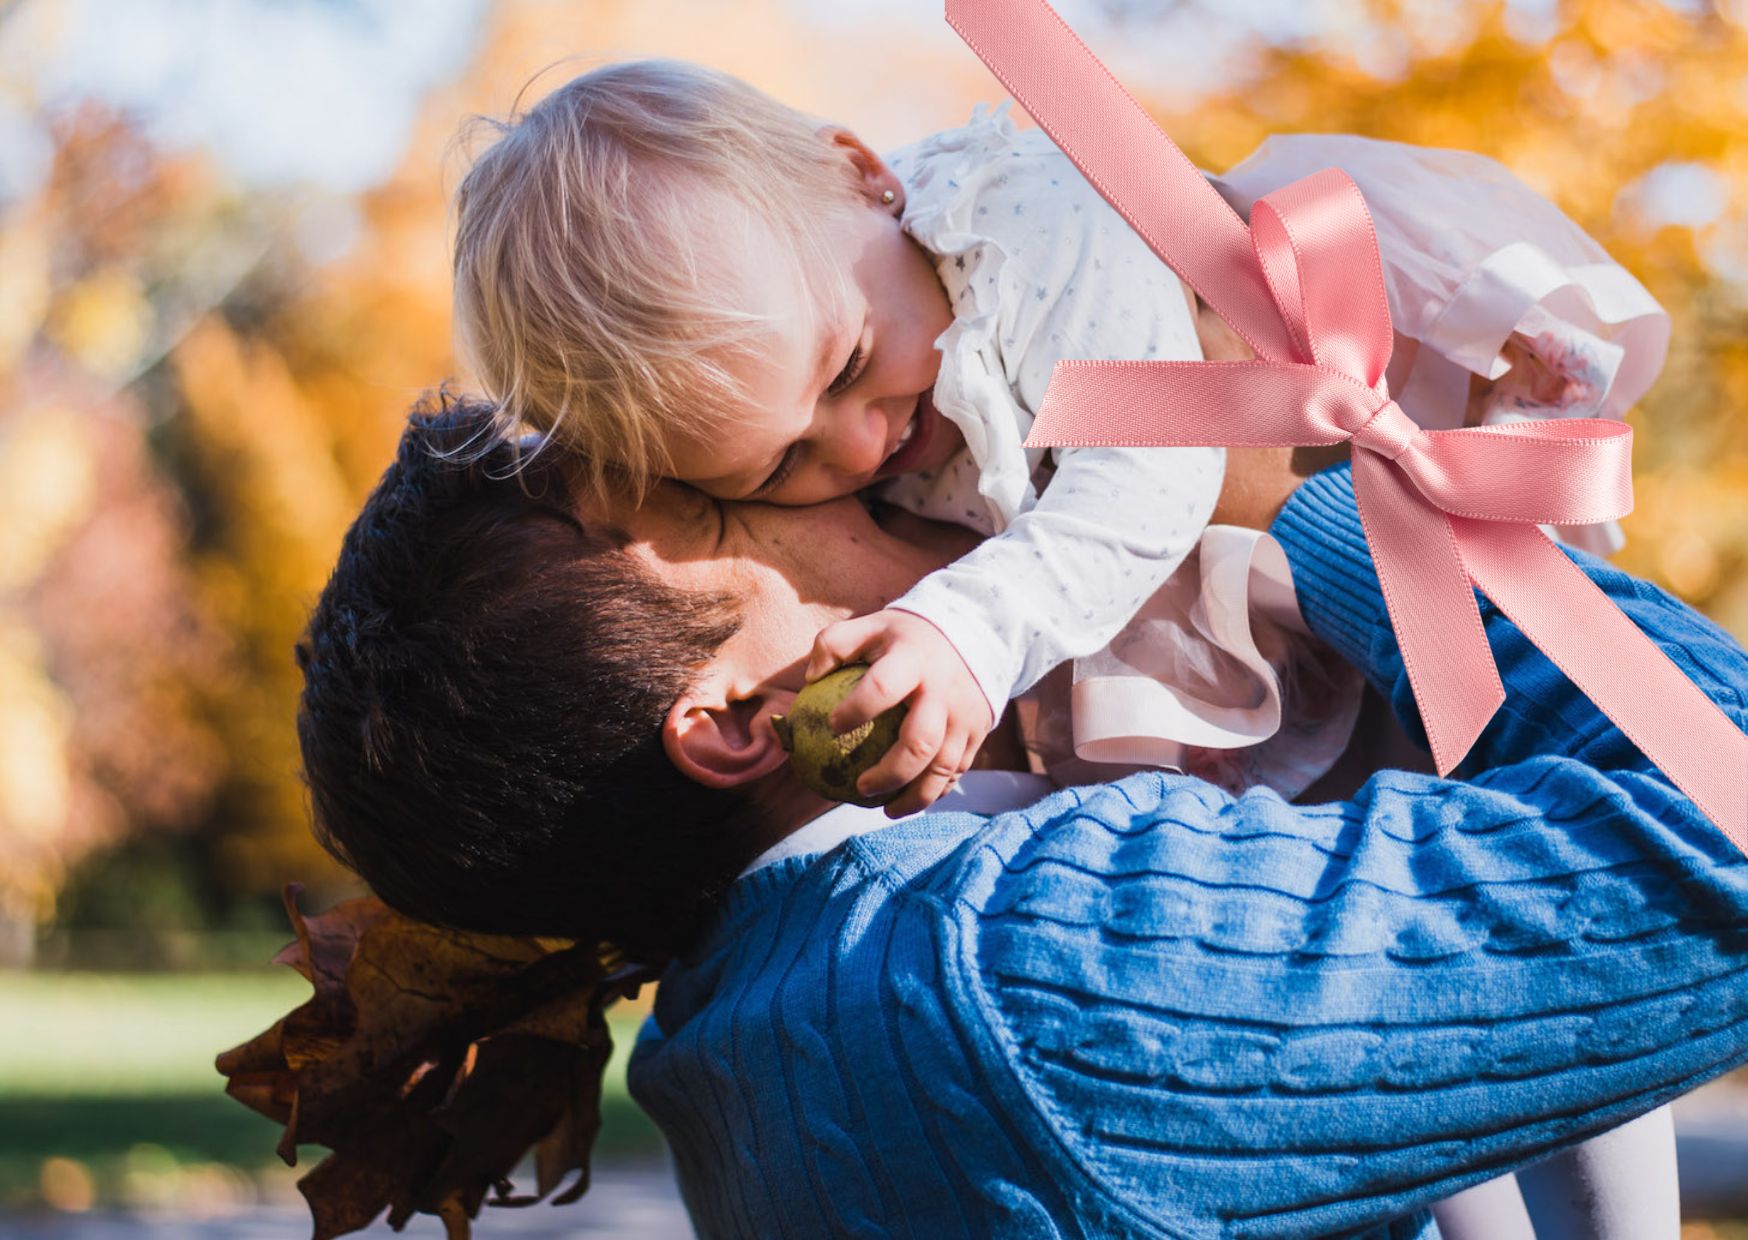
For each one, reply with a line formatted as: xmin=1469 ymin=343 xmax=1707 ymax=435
xmin=946 ymin=0 xmax=1748 ymax=850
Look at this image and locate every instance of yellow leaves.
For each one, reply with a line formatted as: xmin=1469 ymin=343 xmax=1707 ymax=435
xmin=1658 ymin=528 xmax=1722 ymax=601
xmin=170 ymin=317 xmax=363 ymax=891
xmin=0 ymin=208 xmax=51 ymax=376
xmin=48 ymin=267 xmax=154 ymax=381
xmin=1579 ymin=0 xmax=1692 ymax=56
xmin=0 ymin=409 xmax=97 ymax=592
xmin=172 ymin=318 xmax=354 ymax=574
xmin=0 ymin=406 xmax=99 ymax=924
xmin=0 ymin=619 xmax=71 ymax=922
xmin=1619 ymin=462 xmax=1748 ymax=608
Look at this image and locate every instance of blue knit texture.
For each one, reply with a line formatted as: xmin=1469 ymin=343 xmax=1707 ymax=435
xmin=628 ymin=464 xmax=1748 ymax=1239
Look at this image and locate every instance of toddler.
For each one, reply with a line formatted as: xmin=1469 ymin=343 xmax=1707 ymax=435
xmin=451 ymin=60 xmax=1668 ymax=818
xmin=452 ymin=59 xmax=1678 ymax=1240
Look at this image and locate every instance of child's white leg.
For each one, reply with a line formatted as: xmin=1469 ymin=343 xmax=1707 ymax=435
xmin=1429 ymin=1173 xmax=1535 ymax=1240
xmin=1515 ymin=1104 xmax=1680 ymax=1240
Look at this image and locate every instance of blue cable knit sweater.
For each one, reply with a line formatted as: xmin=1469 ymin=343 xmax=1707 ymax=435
xmin=627 ymin=464 xmax=1748 ymax=1239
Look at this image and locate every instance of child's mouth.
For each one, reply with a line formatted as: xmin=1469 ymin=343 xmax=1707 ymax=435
xmin=874 ymin=387 xmax=939 ymax=479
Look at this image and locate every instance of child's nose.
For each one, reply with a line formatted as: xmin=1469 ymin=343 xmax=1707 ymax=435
xmin=827 ymin=403 xmax=891 ymax=479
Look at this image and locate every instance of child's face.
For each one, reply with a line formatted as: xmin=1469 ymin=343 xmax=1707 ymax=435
xmin=664 ymin=144 xmax=965 ymax=506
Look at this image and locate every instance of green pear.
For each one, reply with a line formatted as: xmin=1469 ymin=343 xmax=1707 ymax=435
xmin=770 ymin=663 xmax=907 ymax=807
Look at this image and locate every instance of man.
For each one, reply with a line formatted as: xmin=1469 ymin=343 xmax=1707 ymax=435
xmin=297 ymin=395 xmax=1748 ymax=1238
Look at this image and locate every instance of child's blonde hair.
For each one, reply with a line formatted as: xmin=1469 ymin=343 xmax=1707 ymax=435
xmin=453 ymin=58 xmax=867 ymax=502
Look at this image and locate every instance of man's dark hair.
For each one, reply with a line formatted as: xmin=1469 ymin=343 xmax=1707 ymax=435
xmin=295 ymin=392 xmax=755 ymax=957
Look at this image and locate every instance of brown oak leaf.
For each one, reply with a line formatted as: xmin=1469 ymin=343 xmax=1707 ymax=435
xmin=215 ymin=884 xmax=656 ymax=1239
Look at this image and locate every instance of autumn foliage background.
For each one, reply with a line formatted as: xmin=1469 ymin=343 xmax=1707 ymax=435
xmin=3 ymin=0 xmax=1748 ymax=1222
xmin=8 ymin=0 xmax=1748 ymax=965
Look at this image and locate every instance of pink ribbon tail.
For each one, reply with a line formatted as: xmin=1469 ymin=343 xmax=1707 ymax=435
xmin=1350 ymin=449 xmax=1502 ymax=775
xmin=1459 ymin=520 xmax=1748 ymax=854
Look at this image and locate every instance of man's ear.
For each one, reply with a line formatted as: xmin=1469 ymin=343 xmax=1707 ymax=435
xmin=817 ymin=124 xmax=902 ymax=209
xmin=663 ymin=682 xmax=797 ymax=790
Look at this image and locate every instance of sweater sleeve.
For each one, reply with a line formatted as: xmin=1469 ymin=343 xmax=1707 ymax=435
xmin=929 ymin=462 xmax=1748 ymax=1239
xmin=1273 ymin=463 xmax=1747 ymax=775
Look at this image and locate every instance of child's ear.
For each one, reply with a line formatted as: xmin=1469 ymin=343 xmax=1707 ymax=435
xmin=816 ymin=124 xmax=901 ymax=207
xmin=663 ymin=684 xmax=797 ymax=789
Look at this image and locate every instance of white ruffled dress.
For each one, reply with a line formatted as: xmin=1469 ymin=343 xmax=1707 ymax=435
xmin=877 ymin=103 xmax=1668 ymax=799
xmin=881 ymin=102 xmax=1359 ymax=799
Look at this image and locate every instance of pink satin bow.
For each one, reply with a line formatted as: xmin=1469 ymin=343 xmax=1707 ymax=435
xmin=947 ymin=0 xmax=1748 ymax=850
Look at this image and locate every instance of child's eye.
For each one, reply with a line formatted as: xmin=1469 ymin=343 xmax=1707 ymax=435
xmin=755 ymin=443 xmax=801 ymax=497
xmin=827 ymin=345 xmax=866 ymax=398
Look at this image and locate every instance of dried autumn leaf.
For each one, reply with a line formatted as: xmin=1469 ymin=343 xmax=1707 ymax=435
xmin=215 ymin=884 xmax=655 ymax=1240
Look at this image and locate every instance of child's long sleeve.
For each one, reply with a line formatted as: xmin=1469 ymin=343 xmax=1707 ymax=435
xmin=887 ymin=444 xmax=1222 ymax=720
xmin=884 ymin=135 xmax=1224 ymax=720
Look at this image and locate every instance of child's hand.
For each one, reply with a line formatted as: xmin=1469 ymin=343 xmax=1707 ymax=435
xmin=805 ymin=610 xmax=994 ymax=817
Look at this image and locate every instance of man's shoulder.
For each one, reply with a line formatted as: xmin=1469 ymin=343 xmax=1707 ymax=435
xmin=653 ymin=775 xmax=1207 ymax=1228
xmin=639 ymin=774 xmax=1192 ymax=1043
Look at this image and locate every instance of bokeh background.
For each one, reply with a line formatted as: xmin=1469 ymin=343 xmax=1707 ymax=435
xmin=1 ymin=0 xmax=1746 ymax=1235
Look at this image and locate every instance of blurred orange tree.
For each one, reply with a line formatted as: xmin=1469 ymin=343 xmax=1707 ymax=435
xmin=1154 ymin=0 xmax=1748 ymax=626
xmin=1 ymin=0 xmax=1744 ymax=950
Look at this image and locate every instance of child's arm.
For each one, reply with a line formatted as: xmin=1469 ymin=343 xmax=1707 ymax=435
xmin=887 ymin=444 xmax=1223 ymax=709
xmin=816 ymin=150 xmax=1227 ymax=813
xmin=809 ymin=444 xmax=1224 ymax=814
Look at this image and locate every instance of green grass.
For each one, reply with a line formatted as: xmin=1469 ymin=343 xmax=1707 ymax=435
xmin=0 ymin=971 xmax=314 ymax=1095
xmin=0 ymin=970 xmax=663 ymax=1208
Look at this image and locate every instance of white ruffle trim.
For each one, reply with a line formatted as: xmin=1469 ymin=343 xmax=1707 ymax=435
xmin=896 ymin=99 xmax=1047 ymax=528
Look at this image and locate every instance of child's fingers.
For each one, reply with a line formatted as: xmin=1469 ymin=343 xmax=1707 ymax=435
xmin=805 ymin=615 xmax=886 ymax=683
xmin=854 ymin=695 xmax=947 ymax=800
xmin=880 ymin=735 xmax=973 ymax=819
xmin=829 ymin=651 xmax=919 ymax=732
